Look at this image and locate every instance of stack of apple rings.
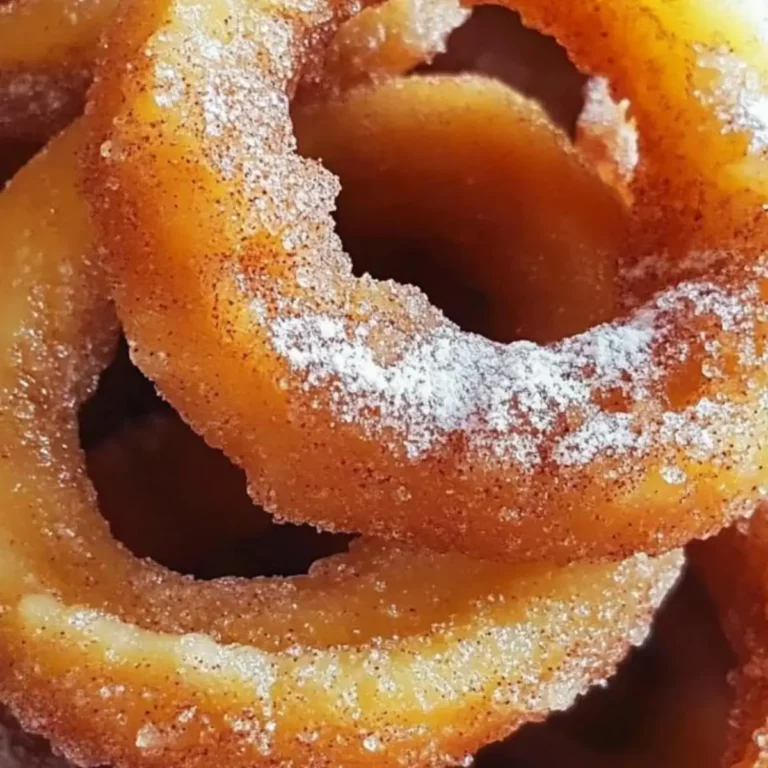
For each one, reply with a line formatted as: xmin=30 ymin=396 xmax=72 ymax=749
xmin=0 ymin=0 xmax=766 ymax=766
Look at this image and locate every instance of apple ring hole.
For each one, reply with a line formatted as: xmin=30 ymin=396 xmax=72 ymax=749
xmin=425 ymin=7 xmax=587 ymax=135
xmin=296 ymin=10 xmax=609 ymax=346
xmin=79 ymin=339 xmax=352 ymax=580
xmin=294 ymin=75 xmax=623 ymax=345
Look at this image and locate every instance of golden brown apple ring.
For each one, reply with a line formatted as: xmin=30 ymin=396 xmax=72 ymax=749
xmin=0 ymin=124 xmax=682 ymax=767
xmin=0 ymin=0 xmax=118 ymax=139
xmin=87 ymin=0 xmax=768 ymax=562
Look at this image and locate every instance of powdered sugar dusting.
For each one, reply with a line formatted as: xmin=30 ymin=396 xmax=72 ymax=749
xmin=269 ymin=267 xmax=766 ymax=467
xmin=272 ymin=311 xmax=653 ymax=462
xmin=579 ymin=77 xmax=638 ymax=180
xmin=696 ymin=45 xmax=768 ymax=155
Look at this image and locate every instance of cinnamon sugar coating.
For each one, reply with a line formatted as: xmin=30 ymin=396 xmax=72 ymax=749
xmin=0 ymin=0 xmax=764 ymax=763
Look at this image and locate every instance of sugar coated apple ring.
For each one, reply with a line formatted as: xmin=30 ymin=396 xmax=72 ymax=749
xmin=0 ymin=123 xmax=682 ymax=767
xmin=86 ymin=0 xmax=768 ymax=562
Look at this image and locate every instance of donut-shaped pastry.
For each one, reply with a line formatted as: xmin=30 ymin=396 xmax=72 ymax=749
xmin=87 ymin=0 xmax=768 ymax=562
xmin=0 ymin=123 xmax=681 ymax=768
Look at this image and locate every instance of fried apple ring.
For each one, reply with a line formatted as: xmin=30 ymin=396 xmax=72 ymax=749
xmin=0 ymin=124 xmax=683 ymax=767
xmin=0 ymin=0 xmax=118 ymax=139
xmin=87 ymin=0 xmax=768 ymax=562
